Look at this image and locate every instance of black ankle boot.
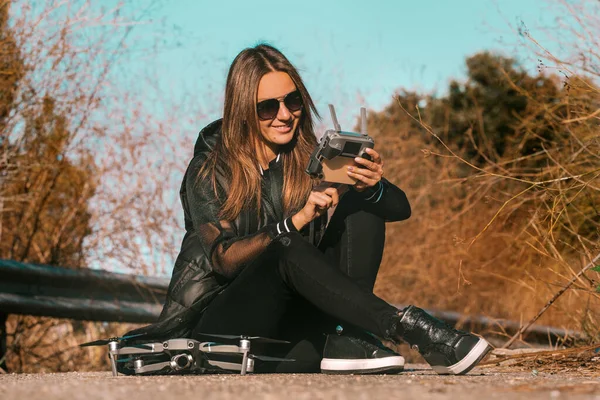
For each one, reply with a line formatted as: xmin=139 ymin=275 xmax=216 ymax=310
xmin=389 ymin=305 xmax=492 ymax=375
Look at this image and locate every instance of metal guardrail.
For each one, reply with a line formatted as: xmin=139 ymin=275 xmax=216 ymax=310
xmin=0 ymin=259 xmax=585 ymax=371
xmin=0 ymin=259 xmax=169 ymax=323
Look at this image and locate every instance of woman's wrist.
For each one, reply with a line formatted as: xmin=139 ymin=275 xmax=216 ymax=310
xmin=363 ymin=180 xmax=384 ymax=202
xmin=352 ymin=180 xmax=383 ymax=200
xmin=291 ymin=213 xmax=308 ymax=231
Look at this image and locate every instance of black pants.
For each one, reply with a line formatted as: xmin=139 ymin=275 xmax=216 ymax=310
xmin=193 ymin=190 xmax=399 ymax=372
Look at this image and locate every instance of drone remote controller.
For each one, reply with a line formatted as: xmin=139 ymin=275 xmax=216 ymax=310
xmin=306 ymin=105 xmax=374 ymax=184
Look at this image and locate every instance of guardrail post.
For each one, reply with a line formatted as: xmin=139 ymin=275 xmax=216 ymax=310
xmin=0 ymin=312 xmax=7 ymax=372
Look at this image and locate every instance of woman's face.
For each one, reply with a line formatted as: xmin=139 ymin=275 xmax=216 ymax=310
xmin=256 ymin=71 xmax=302 ymax=151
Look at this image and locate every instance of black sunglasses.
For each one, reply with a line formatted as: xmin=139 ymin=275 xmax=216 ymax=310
xmin=256 ymin=90 xmax=303 ymax=120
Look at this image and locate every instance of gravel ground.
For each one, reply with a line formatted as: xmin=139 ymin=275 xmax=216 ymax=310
xmin=2 ymin=364 xmax=599 ymax=400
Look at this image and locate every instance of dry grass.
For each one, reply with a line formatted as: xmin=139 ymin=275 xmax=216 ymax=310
xmin=372 ymin=77 xmax=600 ymax=346
xmin=3 ymin=315 xmax=143 ymax=373
xmin=482 ymin=345 xmax=600 ymax=377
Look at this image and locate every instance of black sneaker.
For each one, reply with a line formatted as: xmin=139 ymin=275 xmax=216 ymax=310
xmin=320 ymin=328 xmax=405 ymax=374
xmin=391 ymin=305 xmax=492 ymax=375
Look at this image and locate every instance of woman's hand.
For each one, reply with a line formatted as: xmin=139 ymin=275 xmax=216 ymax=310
xmin=347 ymin=148 xmax=384 ymax=192
xmin=291 ymin=186 xmax=339 ymax=231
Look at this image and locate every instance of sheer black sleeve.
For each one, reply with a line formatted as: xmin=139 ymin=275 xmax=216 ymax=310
xmin=185 ymin=157 xmax=296 ymax=279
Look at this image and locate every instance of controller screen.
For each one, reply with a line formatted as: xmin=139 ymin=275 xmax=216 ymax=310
xmin=342 ymin=141 xmax=361 ymax=156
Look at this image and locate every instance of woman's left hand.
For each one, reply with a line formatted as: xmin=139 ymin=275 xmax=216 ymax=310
xmin=346 ymin=147 xmax=384 ymax=192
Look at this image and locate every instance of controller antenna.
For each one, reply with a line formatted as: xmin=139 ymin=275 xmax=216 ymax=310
xmin=360 ymin=107 xmax=367 ymax=136
xmin=328 ymin=104 xmax=342 ymax=131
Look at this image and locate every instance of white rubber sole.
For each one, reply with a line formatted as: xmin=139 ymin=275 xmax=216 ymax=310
xmin=431 ymin=337 xmax=492 ymax=375
xmin=321 ymin=356 xmax=405 ymax=374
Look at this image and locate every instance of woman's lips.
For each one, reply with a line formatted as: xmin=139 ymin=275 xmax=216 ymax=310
xmin=272 ymin=124 xmax=292 ymax=133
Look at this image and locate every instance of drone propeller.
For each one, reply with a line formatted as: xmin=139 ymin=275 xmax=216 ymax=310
xmin=249 ymin=354 xmax=295 ymax=362
xmin=196 ymin=333 xmax=290 ymax=344
xmin=79 ymin=333 xmax=146 ymax=347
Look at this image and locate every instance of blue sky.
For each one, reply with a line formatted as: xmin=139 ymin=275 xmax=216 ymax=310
xmin=88 ymin=0 xmax=560 ymax=275
xmin=122 ymin=0 xmax=556 ymax=131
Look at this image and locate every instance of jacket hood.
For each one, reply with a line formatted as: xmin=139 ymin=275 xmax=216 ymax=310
xmin=193 ymin=119 xmax=223 ymax=157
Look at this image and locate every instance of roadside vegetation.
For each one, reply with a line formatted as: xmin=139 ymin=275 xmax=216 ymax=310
xmin=372 ymin=2 xmax=600 ymax=347
xmin=0 ymin=0 xmax=186 ymax=372
xmin=1 ymin=0 xmax=597 ymax=372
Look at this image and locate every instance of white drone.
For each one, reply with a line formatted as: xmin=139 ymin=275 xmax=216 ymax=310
xmin=80 ymin=333 xmax=293 ymax=376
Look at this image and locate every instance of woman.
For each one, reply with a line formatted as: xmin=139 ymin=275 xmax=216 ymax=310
xmin=135 ymin=44 xmax=491 ymax=375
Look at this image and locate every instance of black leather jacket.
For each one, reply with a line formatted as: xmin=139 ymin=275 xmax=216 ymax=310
xmin=125 ymin=119 xmax=411 ymax=341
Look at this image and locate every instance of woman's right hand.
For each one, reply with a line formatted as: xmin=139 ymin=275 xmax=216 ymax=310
xmin=291 ymin=186 xmax=339 ymax=231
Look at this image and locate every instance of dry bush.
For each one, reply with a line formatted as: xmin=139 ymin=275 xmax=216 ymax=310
xmin=0 ymin=0 xmax=195 ymax=372
xmin=372 ymin=0 xmax=600 ymax=346
xmin=4 ymin=315 xmax=142 ymax=373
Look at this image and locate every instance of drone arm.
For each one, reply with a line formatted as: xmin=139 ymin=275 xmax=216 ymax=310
xmin=115 ymin=343 xmax=164 ymax=355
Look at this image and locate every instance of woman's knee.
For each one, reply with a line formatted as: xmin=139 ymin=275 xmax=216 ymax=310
xmin=348 ymin=209 xmax=385 ymax=235
xmin=328 ymin=209 xmax=385 ymax=249
xmin=274 ymin=231 xmax=333 ymax=282
xmin=275 ymin=231 xmax=314 ymax=260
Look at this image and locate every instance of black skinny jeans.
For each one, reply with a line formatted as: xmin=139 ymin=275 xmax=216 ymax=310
xmin=192 ymin=190 xmax=400 ymax=372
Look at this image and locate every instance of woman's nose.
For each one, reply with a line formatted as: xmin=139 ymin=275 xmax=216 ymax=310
xmin=277 ymin=101 xmax=292 ymax=120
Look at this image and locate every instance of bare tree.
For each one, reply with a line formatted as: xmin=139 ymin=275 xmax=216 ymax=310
xmin=1 ymin=0 xmax=201 ymax=372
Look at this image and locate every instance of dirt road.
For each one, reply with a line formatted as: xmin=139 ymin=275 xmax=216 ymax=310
xmin=2 ymin=364 xmax=599 ymax=400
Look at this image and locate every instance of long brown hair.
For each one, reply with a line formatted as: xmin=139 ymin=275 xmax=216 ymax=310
xmin=197 ymin=44 xmax=320 ymax=221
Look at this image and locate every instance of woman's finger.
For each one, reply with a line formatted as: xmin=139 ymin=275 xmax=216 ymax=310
xmin=347 ymin=165 xmax=380 ymax=180
xmin=324 ymin=187 xmax=339 ymax=207
xmin=317 ymin=187 xmax=338 ymax=201
xmin=347 ymin=170 xmax=378 ymax=187
xmin=322 ymin=187 xmax=339 ymax=196
xmin=312 ymin=192 xmax=333 ymax=208
xmin=309 ymin=193 xmax=328 ymax=208
xmin=323 ymin=187 xmax=340 ymax=205
xmin=311 ymin=198 xmax=327 ymax=208
xmin=353 ymin=156 xmax=377 ymax=171
xmin=365 ymin=148 xmax=382 ymax=165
